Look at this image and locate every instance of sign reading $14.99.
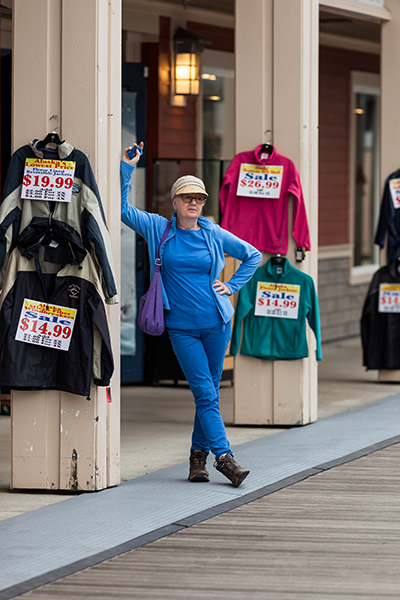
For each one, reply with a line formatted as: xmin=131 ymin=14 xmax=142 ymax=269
xmin=255 ymin=282 xmax=300 ymax=319
xmin=378 ymin=284 xmax=400 ymax=313
xmin=21 ymin=158 xmax=76 ymax=203
xmin=237 ymin=164 xmax=283 ymax=199
xmin=15 ymin=299 xmax=77 ymax=351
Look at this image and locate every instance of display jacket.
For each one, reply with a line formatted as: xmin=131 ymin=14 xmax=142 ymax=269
xmin=0 ymin=217 xmax=114 ymax=396
xmin=121 ymin=160 xmax=261 ymax=324
xmin=230 ymin=258 xmax=322 ymax=361
xmin=374 ymin=168 xmax=400 ymax=265
xmin=219 ymin=145 xmax=311 ymax=254
xmin=361 ymin=262 xmax=400 ymax=370
xmin=0 ymin=139 xmax=118 ymax=304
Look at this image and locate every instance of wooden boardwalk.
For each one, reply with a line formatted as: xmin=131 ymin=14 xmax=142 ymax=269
xmin=17 ymin=442 xmax=400 ymax=600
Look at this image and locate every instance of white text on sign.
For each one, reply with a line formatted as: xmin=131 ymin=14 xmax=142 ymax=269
xmin=21 ymin=158 xmax=76 ymax=203
xmin=237 ymin=164 xmax=283 ymax=199
xmin=378 ymin=284 xmax=400 ymax=313
xmin=255 ymin=282 xmax=300 ymax=319
xmin=15 ymin=299 xmax=77 ymax=351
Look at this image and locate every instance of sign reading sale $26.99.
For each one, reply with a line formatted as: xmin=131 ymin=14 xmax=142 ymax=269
xmin=21 ymin=158 xmax=76 ymax=203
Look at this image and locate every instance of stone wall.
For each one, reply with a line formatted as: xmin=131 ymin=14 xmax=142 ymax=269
xmin=318 ymin=257 xmax=370 ymax=342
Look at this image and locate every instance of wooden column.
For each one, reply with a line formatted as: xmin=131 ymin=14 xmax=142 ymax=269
xmin=11 ymin=0 xmax=121 ymax=490
xmin=233 ymin=0 xmax=319 ymax=425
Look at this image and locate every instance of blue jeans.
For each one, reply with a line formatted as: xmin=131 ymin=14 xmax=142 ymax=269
xmin=168 ymin=323 xmax=232 ymax=460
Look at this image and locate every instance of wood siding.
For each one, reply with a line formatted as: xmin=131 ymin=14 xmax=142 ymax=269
xmin=318 ymin=46 xmax=379 ymax=247
xmin=186 ymin=21 xmax=234 ymax=53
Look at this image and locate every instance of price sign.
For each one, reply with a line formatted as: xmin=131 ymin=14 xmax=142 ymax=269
xmin=237 ymin=164 xmax=283 ymax=199
xmin=21 ymin=158 xmax=76 ymax=203
xmin=389 ymin=178 xmax=400 ymax=209
xmin=255 ymin=282 xmax=300 ymax=319
xmin=378 ymin=284 xmax=400 ymax=313
xmin=15 ymin=299 xmax=77 ymax=351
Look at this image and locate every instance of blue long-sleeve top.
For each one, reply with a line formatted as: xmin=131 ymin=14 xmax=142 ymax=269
xmin=120 ymin=160 xmax=261 ymax=325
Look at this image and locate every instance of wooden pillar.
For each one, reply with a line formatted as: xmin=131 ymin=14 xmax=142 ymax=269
xmin=233 ymin=0 xmax=319 ymax=425
xmin=11 ymin=0 xmax=121 ymax=490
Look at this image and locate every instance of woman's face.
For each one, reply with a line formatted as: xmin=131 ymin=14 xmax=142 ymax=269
xmin=173 ymin=194 xmax=206 ymax=221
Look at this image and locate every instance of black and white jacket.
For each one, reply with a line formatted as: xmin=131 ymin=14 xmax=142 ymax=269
xmin=0 ymin=139 xmax=118 ymax=304
xmin=0 ymin=217 xmax=114 ymax=396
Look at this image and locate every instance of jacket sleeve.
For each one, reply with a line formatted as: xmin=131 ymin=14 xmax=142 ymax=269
xmin=287 ymin=162 xmax=311 ymax=251
xmin=218 ymin=226 xmax=261 ymax=295
xmin=89 ymin=291 xmax=114 ymax=387
xmin=305 ymin=277 xmax=322 ymax=361
xmin=229 ymin=279 xmax=255 ymax=356
xmin=120 ymin=160 xmax=165 ymax=239
xmin=0 ymin=150 xmax=26 ymax=286
xmin=79 ymin=154 xmax=119 ymax=305
xmin=374 ymin=176 xmax=393 ymax=249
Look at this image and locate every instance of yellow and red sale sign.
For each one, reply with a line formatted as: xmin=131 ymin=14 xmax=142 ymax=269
xmin=237 ymin=164 xmax=283 ymax=199
xmin=379 ymin=284 xmax=400 ymax=313
xmin=15 ymin=299 xmax=77 ymax=351
xmin=255 ymin=282 xmax=300 ymax=319
xmin=21 ymin=158 xmax=76 ymax=203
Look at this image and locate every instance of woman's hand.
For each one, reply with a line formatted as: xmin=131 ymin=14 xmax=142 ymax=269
xmin=123 ymin=142 xmax=144 ymax=166
xmin=213 ymin=279 xmax=232 ymax=296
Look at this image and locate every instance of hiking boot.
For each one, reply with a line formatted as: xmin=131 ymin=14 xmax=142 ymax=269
xmin=214 ymin=454 xmax=249 ymax=487
xmin=188 ymin=449 xmax=209 ymax=482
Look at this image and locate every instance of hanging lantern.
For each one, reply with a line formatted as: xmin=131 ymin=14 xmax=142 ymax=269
xmin=173 ymin=28 xmax=210 ymax=96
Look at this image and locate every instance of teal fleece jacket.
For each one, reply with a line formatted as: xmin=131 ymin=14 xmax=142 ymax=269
xmin=120 ymin=160 xmax=261 ymax=324
xmin=230 ymin=258 xmax=322 ymax=361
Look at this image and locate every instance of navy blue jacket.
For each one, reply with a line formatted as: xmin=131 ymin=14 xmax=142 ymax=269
xmin=374 ymin=168 xmax=400 ymax=264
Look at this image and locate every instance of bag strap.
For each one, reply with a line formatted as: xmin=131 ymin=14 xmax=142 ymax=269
xmin=154 ymin=220 xmax=171 ymax=272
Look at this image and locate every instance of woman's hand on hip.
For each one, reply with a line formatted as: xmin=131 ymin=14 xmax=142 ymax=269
xmin=213 ymin=280 xmax=232 ymax=296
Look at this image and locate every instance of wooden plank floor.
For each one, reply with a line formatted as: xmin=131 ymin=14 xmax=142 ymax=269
xmin=19 ymin=443 xmax=400 ymax=600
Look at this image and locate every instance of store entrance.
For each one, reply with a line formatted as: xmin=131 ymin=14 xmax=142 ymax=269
xmin=121 ymin=62 xmax=147 ymax=383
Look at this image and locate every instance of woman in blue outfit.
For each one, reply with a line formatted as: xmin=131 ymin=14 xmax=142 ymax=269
xmin=121 ymin=144 xmax=261 ymax=487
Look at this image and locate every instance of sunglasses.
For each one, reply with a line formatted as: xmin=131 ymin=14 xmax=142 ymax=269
xmin=176 ymin=194 xmax=207 ymax=204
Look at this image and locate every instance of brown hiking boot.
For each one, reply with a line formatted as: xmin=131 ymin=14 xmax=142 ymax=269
xmin=214 ymin=454 xmax=249 ymax=487
xmin=188 ymin=449 xmax=209 ymax=482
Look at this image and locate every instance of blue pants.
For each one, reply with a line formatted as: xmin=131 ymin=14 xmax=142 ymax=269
xmin=168 ymin=323 xmax=232 ymax=460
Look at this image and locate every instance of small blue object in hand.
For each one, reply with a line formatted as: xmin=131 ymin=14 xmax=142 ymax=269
xmin=127 ymin=145 xmax=143 ymax=159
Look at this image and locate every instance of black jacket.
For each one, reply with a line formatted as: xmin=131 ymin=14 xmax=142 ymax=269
xmin=361 ymin=262 xmax=400 ymax=370
xmin=374 ymin=168 xmax=400 ymax=265
xmin=0 ymin=217 xmax=113 ymax=396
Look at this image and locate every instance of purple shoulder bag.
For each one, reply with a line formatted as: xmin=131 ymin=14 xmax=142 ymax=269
xmin=138 ymin=221 xmax=171 ymax=336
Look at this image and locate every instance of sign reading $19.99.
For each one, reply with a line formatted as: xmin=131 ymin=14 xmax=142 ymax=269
xmin=255 ymin=282 xmax=300 ymax=319
xmin=15 ymin=299 xmax=77 ymax=351
xmin=21 ymin=158 xmax=76 ymax=203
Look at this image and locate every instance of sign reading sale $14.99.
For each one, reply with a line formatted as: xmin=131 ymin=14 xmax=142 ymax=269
xmin=21 ymin=158 xmax=76 ymax=203
xmin=379 ymin=284 xmax=400 ymax=313
xmin=255 ymin=282 xmax=300 ymax=319
xmin=15 ymin=299 xmax=77 ymax=351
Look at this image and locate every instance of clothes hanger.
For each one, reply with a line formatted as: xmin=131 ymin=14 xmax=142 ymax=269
xmin=39 ymin=114 xmax=63 ymax=147
xmin=271 ymin=253 xmax=285 ymax=266
xmin=259 ymin=129 xmax=273 ymax=156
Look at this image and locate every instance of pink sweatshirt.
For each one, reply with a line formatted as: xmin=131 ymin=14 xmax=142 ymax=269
xmin=220 ymin=145 xmax=311 ymax=254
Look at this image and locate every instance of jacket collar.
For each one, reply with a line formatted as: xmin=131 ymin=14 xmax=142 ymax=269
xmin=30 ymin=139 xmax=75 ymax=160
xmin=253 ymin=144 xmax=278 ymax=164
xmin=265 ymin=257 xmax=291 ymax=279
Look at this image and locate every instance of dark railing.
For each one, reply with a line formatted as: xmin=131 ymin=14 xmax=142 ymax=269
xmin=152 ymin=158 xmax=232 ymax=223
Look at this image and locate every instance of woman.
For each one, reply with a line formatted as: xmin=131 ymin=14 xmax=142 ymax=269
xmin=121 ymin=144 xmax=261 ymax=487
